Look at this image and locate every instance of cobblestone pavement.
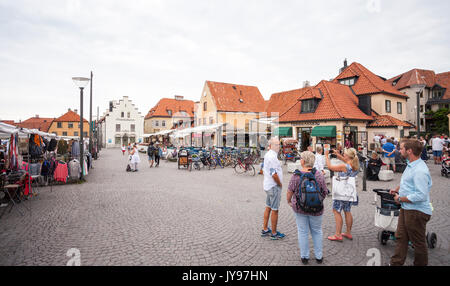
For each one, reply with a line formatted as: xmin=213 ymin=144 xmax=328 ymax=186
xmin=0 ymin=149 xmax=449 ymax=266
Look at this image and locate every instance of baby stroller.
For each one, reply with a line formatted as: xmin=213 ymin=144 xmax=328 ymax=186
xmin=373 ymin=189 xmax=437 ymax=248
xmin=441 ymin=158 xmax=450 ymax=178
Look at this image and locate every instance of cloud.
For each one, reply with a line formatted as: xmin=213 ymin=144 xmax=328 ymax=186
xmin=0 ymin=0 xmax=449 ymax=121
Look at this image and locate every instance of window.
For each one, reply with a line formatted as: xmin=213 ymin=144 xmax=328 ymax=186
xmin=339 ymin=77 xmax=356 ymax=86
xmin=57 ymin=122 xmax=62 ymax=128
xmin=115 ymin=137 xmax=121 ymax=145
xmin=397 ymin=102 xmax=402 ymax=114
xmin=68 ymin=123 xmax=73 ymax=128
xmin=420 ymin=105 xmax=424 ymax=113
xmin=155 ymin=120 xmax=159 ymax=127
xmin=385 ymin=100 xmax=391 ymax=113
xmin=162 ymin=121 xmax=165 ymax=127
xmin=83 ymin=132 xmax=87 ymax=137
xmin=116 ymin=124 xmax=121 ymax=132
xmin=300 ymin=99 xmax=319 ymax=113
xmin=203 ymin=102 xmax=207 ymax=111
xmin=203 ymin=118 xmax=206 ymax=125
xmin=62 ymin=132 xmax=67 ymax=136
xmin=127 ymin=112 xmax=130 ymax=118
xmin=131 ymin=124 xmax=135 ymax=132
xmin=210 ymin=117 xmax=214 ymax=124
xmin=74 ymin=131 xmax=78 ymax=136
xmin=121 ymin=112 xmax=124 ymax=118
xmin=167 ymin=110 xmax=172 ymax=116
xmin=420 ymin=118 xmax=424 ymax=126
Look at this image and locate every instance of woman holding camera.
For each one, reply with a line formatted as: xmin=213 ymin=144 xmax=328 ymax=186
xmin=324 ymin=148 xmax=359 ymax=242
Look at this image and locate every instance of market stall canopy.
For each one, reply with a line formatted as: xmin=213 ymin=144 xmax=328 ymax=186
xmin=311 ymin=126 xmax=336 ymax=137
xmin=274 ymin=127 xmax=292 ymax=137
xmin=171 ymin=123 xmax=227 ymax=138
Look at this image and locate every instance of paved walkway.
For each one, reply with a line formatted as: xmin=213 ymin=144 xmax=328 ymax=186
xmin=0 ymin=149 xmax=449 ymax=266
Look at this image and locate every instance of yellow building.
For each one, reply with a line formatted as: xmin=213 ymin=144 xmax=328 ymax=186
xmin=195 ymin=81 xmax=267 ymax=147
xmin=48 ymin=109 xmax=90 ymax=137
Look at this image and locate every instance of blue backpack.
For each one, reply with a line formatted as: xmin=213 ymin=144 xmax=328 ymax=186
xmin=293 ymin=168 xmax=324 ymax=213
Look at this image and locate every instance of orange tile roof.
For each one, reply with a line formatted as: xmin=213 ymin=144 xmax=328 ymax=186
xmin=278 ymin=80 xmax=374 ymax=123
xmin=0 ymin=120 xmax=17 ymax=126
xmin=145 ymin=98 xmax=195 ymax=119
xmin=334 ymin=62 xmax=407 ymax=98
xmin=54 ymin=110 xmax=88 ymax=123
xmin=436 ymin=71 xmax=450 ymax=100
xmin=206 ymin=81 xmax=266 ymax=112
xmin=367 ymin=115 xmax=414 ymax=128
xmin=387 ymin=69 xmax=436 ymax=90
xmin=16 ymin=116 xmax=54 ymax=132
xmin=265 ymin=87 xmax=308 ymax=116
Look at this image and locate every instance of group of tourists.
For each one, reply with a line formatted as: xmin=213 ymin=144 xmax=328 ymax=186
xmin=261 ymin=136 xmax=433 ymax=266
xmin=146 ymin=142 xmax=163 ymax=168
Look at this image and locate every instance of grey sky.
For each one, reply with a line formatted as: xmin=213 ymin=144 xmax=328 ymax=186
xmin=0 ymin=0 xmax=449 ymax=121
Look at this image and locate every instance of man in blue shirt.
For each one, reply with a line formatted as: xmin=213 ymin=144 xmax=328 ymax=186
xmin=382 ymin=138 xmax=396 ymax=172
xmin=389 ymin=139 xmax=432 ymax=266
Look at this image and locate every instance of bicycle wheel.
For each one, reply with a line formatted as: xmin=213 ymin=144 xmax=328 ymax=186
xmin=234 ymin=163 xmax=245 ymax=174
xmin=247 ymin=164 xmax=256 ymax=176
xmin=210 ymin=159 xmax=216 ymax=170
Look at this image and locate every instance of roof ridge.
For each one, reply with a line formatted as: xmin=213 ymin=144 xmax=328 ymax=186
xmin=353 ymin=63 xmax=382 ymax=93
xmin=321 ymin=81 xmax=344 ymax=119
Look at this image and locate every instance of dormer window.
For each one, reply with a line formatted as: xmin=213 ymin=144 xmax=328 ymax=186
xmin=301 ymin=99 xmax=320 ymax=113
xmin=339 ymin=77 xmax=357 ymax=86
xmin=167 ymin=109 xmax=172 ymax=116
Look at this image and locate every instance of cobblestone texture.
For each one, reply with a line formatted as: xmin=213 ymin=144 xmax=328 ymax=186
xmin=0 ymin=149 xmax=449 ymax=266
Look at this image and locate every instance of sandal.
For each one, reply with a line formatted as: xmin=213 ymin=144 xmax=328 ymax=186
xmin=327 ymin=235 xmax=343 ymax=242
xmin=341 ymin=233 xmax=353 ymax=240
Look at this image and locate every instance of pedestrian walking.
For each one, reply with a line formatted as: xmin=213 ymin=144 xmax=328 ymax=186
xmin=420 ymin=136 xmax=428 ymax=161
xmin=129 ymin=143 xmax=140 ymax=172
xmin=313 ymin=146 xmax=325 ymax=174
xmin=325 ymin=147 xmax=359 ymax=242
xmin=121 ymin=145 xmax=126 ymax=156
xmin=261 ymin=136 xmax=285 ymax=240
xmin=389 ymin=139 xmax=433 ymax=266
xmin=155 ymin=143 xmax=161 ymax=167
xmin=287 ymin=151 xmax=328 ymax=265
xmin=147 ymin=142 xmax=155 ymax=168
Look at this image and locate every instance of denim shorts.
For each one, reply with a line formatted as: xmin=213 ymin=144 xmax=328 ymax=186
xmin=433 ymin=150 xmax=443 ymax=158
xmin=265 ymin=186 xmax=282 ymax=211
xmin=333 ymin=200 xmax=353 ymax=213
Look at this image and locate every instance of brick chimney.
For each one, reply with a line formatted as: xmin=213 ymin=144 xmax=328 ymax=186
xmin=174 ymin=95 xmax=184 ymax=101
xmin=74 ymin=109 xmax=78 ymax=114
xmin=35 ymin=114 xmax=39 ymax=118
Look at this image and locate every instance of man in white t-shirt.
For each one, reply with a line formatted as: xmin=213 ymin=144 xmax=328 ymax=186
xmin=261 ymin=136 xmax=285 ymax=240
xmin=313 ymin=146 xmax=325 ymax=173
xmin=431 ymin=134 xmax=445 ymax=164
xmin=373 ymin=135 xmax=381 ymax=151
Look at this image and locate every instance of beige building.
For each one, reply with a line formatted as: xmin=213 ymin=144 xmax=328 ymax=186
xmin=194 ymin=81 xmax=267 ymax=147
xmin=48 ymin=109 xmax=90 ymax=137
xmin=144 ymin=95 xmax=194 ymax=136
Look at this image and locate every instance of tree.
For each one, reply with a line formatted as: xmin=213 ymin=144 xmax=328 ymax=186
xmin=425 ymin=108 xmax=449 ymax=135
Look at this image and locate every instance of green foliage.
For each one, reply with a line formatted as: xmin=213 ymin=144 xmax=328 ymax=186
xmin=426 ymin=108 xmax=450 ymax=135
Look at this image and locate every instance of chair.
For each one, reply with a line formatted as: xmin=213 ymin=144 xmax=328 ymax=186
xmin=0 ymin=173 xmax=31 ymax=218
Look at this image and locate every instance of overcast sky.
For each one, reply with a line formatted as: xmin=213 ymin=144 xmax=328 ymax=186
xmin=1 ymin=0 xmax=449 ymax=122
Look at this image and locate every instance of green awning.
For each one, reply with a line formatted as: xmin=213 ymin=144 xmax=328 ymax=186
xmin=274 ymin=127 xmax=292 ymax=137
xmin=311 ymin=126 xmax=336 ymax=137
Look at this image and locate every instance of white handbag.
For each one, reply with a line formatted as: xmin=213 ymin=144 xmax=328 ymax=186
xmin=332 ymin=176 xmax=357 ymax=202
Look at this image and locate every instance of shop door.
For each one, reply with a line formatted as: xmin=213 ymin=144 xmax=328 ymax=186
xmin=297 ymin=127 xmax=312 ymax=151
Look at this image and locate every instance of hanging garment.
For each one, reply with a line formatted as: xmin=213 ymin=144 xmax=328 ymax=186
xmin=54 ymin=162 xmax=68 ymax=183
xmin=71 ymin=141 xmax=80 ymax=158
xmin=9 ymin=134 xmax=19 ymax=170
xmin=68 ymin=159 xmax=81 ymax=180
xmin=83 ymin=158 xmax=88 ymax=176
xmin=47 ymin=139 xmax=58 ymax=152
xmin=41 ymin=160 xmax=51 ymax=177
xmin=29 ymin=163 xmax=41 ymax=176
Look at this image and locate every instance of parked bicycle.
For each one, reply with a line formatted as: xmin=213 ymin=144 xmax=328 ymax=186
xmin=234 ymin=154 xmax=256 ymax=176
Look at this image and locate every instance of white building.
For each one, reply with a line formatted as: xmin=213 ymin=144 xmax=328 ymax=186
xmin=99 ymin=96 xmax=144 ymax=148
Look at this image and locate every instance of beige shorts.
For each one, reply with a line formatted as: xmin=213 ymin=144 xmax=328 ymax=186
xmin=383 ymin=157 xmax=395 ymax=166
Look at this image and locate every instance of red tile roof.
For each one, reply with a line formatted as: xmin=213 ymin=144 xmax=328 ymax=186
xmin=387 ymin=69 xmax=436 ymax=90
xmin=367 ymin=115 xmax=414 ymax=128
xmin=436 ymin=71 xmax=450 ymax=100
xmin=145 ymin=98 xmax=195 ymax=119
xmin=265 ymin=87 xmax=308 ymax=116
xmin=54 ymin=110 xmax=88 ymax=123
xmin=0 ymin=120 xmax=17 ymax=126
xmin=16 ymin=116 xmax=54 ymax=132
xmin=206 ymin=81 xmax=266 ymax=112
xmin=278 ymin=80 xmax=374 ymax=123
xmin=334 ymin=62 xmax=407 ymax=98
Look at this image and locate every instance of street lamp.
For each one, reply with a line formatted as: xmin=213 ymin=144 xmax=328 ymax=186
xmin=411 ymin=83 xmax=426 ymax=136
xmin=72 ymin=76 xmax=90 ymax=181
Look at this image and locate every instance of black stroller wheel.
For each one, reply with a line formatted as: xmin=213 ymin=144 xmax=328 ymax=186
xmin=427 ymin=232 xmax=437 ymax=249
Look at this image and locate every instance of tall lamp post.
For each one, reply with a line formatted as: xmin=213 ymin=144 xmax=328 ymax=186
xmin=412 ymin=84 xmax=426 ymax=137
xmin=72 ymin=76 xmax=91 ymax=181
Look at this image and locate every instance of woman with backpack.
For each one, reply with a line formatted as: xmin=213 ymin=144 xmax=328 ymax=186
xmin=287 ymin=151 xmax=328 ymax=265
xmin=325 ymin=147 xmax=359 ymax=242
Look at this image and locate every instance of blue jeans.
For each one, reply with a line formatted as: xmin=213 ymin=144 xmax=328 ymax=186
xmin=294 ymin=212 xmax=323 ymax=260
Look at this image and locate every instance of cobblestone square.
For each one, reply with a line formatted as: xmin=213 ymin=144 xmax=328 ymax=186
xmin=0 ymin=149 xmax=449 ymax=266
